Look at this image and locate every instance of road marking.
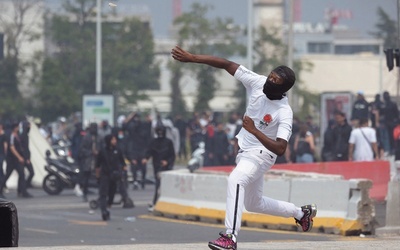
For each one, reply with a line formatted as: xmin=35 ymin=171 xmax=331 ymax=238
xmin=69 ymin=220 xmax=107 ymax=226
xmin=24 ymin=228 xmax=58 ymax=234
xmin=139 ymin=215 xmax=376 ymax=241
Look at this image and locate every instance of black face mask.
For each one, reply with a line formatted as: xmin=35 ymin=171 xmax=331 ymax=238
xmin=263 ymin=78 xmax=285 ymax=100
xmin=263 ymin=66 xmax=296 ymax=100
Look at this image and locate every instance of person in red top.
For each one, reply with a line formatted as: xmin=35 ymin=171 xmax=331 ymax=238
xmin=393 ymin=119 xmax=400 ymax=160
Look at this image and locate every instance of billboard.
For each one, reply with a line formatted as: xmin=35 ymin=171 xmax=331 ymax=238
xmin=320 ymin=92 xmax=354 ymax=145
xmin=82 ymin=95 xmax=115 ymax=128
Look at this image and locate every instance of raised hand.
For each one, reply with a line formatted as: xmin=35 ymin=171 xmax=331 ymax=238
xmin=171 ymin=46 xmax=194 ymax=63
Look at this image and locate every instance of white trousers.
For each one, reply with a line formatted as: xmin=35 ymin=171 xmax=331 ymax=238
xmin=225 ymin=149 xmax=300 ymax=236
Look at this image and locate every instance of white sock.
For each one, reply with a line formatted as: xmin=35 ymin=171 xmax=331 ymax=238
xmin=295 ymin=207 xmax=304 ymax=220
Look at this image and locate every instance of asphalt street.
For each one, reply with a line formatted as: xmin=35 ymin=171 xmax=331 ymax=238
xmin=1 ymin=174 xmax=398 ymax=249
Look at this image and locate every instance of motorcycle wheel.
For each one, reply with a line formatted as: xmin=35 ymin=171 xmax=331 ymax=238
xmin=89 ymin=199 xmax=99 ymax=209
xmin=43 ymin=174 xmax=64 ymax=195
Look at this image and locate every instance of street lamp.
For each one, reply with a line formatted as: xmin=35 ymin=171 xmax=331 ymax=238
xmin=96 ymin=0 xmax=102 ymax=94
xmin=245 ymin=0 xmax=254 ymax=106
xmin=287 ymin=0 xmax=294 ymax=107
xmin=247 ymin=0 xmax=253 ymax=71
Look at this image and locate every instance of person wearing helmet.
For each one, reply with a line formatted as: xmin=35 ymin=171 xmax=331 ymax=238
xmin=142 ymin=126 xmax=175 ymax=212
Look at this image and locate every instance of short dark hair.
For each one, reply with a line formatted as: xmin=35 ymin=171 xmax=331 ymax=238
xmin=333 ymin=110 xmax=345 ymax=117
xmin=359 ymin=118 xmax=369 ymax=125
xmin=11 ymin=122 xmax=19 ymax=130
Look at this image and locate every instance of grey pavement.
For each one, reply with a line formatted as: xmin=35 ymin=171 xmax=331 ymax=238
xmin=4 ymin=164 xmax=400 ymax=249
xmin=13 ymin=236 xmax=400 ymax=249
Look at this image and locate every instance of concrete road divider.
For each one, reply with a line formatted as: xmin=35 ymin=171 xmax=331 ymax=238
xmin=154 ymin=169 xmax=375 ymax=236
xmin=206 ymin=160 xmax=391 ymax=202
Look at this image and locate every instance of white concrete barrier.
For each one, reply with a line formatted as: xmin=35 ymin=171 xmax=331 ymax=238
xmin=154 ymin=169 xmax=374 ymax=236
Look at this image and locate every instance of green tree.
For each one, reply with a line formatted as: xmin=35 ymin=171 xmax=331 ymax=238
xmin=173 ymin=3 xmax=245 ymax=112
xmin=33 ymin=0 xmax=159 ymax=122
xmin=370 ymin=7 xmax=397 ymax=49
xmin=168 ymin=59 xmax=188 ymax=118
xmin=0 ymin=57 xmax=22 ymax=117
xmin=0 ymin=0 xmax=42 ymax=118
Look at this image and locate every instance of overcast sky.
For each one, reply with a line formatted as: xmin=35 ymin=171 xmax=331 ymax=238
xmin=47 ymin=0 xmax=398 ymax=39
xmin=113 ymin=0 xmax=398 ymax=38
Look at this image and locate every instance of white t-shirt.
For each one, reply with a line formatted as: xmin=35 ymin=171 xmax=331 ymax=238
xmin=348 ymin=127 xmax=377 ymax=161
xmin=234 ymin=65 xmax=293 ymax=157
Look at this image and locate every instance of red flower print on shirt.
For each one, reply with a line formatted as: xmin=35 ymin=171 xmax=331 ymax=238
xmin=259 ymin=114 xmax=272 ymax=129
xmin=263 ymin=114 xmax=272 ymax=124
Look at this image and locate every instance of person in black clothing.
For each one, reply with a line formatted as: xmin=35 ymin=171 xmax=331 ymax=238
xmin=20 ymin=121 xmax=35 ymax=189
xmin=71 ymin=123 xmax=85 ymax=197
xmin=78 ymin=123 xmax=101 ymax=201
xmin=209 ymin=122 xmax=230 ymax=166
xmin=332 ymin=110 xmax=353 ymax=161
xmin=115 ymin=127 xmax=128 ymax=155
xmin=0 ymin=122 xmax=32 ymax=198
xmin=113 ymin=126 xmax=132 ymax=206
xmin=0 ymin=123 xmax=8 ymax=198
xmin=294 ymin=123 xmax=315 ymax=163
xmin=321 ymin=119 xmax=336 ymax=162
xmin=204 ymin=122 xmax=215 ymax=166
xmin=188 ymin=113 xmax=203 ymax=153
xmin=95 ymin=134 xmax=128 ymax=220
xmin=351 ymin=91 xmax=369 ymax=127
xmin=381 ymin=91 xmax=399 ymax=154
xmin=123 ymin=112 xmax=153 ymax=190
xmin=174 ymin=114 xmax=188 ymax=160
xmin=70 ymin=122 xmax=84 ymax=162
xmin=142 ymin=126 xmax=175 ymax=211
xmin=370 ymin=94 xmax=384 ymax=129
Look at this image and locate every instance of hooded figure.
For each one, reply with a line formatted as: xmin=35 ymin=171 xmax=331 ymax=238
xmin=263 ymin=65 xmax=296 ymax=100
xmin=142 ymin=126 xmax=176 ymax=211
xmin=95 ymin=134 xmax=129 ymax=220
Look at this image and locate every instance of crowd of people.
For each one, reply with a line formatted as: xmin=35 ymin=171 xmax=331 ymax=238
xmin=318 ymin=91 xmax=399 ymax=163
xmin=0 ymin=89 xmax=399 ymax=218
xmin=71 ymin=113 xmax=176 ymax=219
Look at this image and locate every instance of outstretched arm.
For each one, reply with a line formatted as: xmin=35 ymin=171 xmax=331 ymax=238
xmin=171 ymin=46 xmax=240 ymax=76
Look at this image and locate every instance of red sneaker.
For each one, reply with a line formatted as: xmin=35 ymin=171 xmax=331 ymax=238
xmin=208 ymin=232 xmax=237 ymax=250
xmin=295 ymin=204 xmax=317 ymax=232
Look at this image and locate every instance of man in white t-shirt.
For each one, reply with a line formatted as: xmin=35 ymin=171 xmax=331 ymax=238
xmin=171 ymin=46 xmax=317 ymax=250
xmin=348 ymin=118 xmax=379 ymax=161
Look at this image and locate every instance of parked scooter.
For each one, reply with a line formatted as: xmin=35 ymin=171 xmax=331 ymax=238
xmin=42 ymin=150 xmax=97 ymax=195
xmin=51 ymin=139 xmax=71 ymax=158
xmin=187 ymin=141 xmax=205 ymax=173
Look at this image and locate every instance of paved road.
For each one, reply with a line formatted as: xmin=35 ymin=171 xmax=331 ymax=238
xmin=2 ymin=179 xmax=397 ymax=249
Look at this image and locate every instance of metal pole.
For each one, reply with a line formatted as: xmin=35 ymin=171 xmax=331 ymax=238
xmin=395 ymin=0 xmax=400 ymax=103
xmin=247 ymin=0 xmax=253 ymax=71
xmin=379 ymin=42 xmax=383 ymax=94
xmin=287 ymin=0 xmax=294 ymax=107
xmin=245 ymin=0 xmax=253 ymax=106
xmin=96 ymin=0 xmax=102 ymax=94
